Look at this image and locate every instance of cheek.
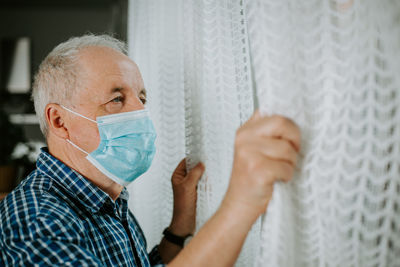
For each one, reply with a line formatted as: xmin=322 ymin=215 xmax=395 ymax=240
xmin=70 ymin=122 xmax=101 ymax=153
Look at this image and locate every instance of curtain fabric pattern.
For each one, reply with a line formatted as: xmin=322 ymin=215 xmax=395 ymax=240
xmin=128 ymin=1 xmax=400 ymax=266
xmin=246 ymin=1 xmax=400 ymax=266
xmin=128 ymin=1 xmax=257 ymax=265
xmin=128 ymin=0 xmax=186 ymax=251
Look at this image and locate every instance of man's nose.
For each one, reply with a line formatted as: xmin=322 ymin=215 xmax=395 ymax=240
xmin=126 ymin=95 xmax=145 ymax=112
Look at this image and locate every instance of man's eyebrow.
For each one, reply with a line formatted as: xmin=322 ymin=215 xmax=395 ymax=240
xmin=110 ymin=87 xmax=124 ymax=94
xmin=109 ymin=87 xmax=145 ymax=96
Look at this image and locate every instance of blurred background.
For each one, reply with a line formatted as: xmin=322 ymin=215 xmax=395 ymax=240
xmin=0 ymin=0 xmax=128 ymax=199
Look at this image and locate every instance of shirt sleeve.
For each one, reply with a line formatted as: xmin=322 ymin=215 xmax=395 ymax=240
xmin=127 ymin=210 xmax=165 ymax=266
xmin=148 ymin=245 xmax=166 ymax=266
xmin=2 ymin=215 xmax=104 ymax=266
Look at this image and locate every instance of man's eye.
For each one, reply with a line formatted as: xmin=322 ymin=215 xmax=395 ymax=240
xmin=111 ymin=96 xmax=124 ymax=103
xmin=140 ymin=97 xmax=147 ymax=104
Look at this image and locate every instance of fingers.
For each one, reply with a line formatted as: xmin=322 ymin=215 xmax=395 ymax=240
xmin=235 ymin=147 xmax=295 ymax=184
xmin=172 ymin=159 xmax=205 ymax=188
xmin=187 ymin=162 xmax=205 ymax=185
xmin=247 ymin=110 xmax=301 ymax=152
xmin=247 ymin=138 xmax=298 ymax=167
xmin=252 ymin=153 xmax=295 ymax=184
xmin=225 ymin=110 xmax=301 ymax=217
xmin=267 ymin=115 xmax=301 ymax=152
xmin=172 ymin=158 xmax=187 ymax=177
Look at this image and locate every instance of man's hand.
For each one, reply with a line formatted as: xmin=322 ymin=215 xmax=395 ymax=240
xmin=168 ymin=111 xmax=301 ymax=267
xmin=169 ymin=159 xmax=205 ymax=236
xmin=222 ymin=110 xmax=301 ymax=221
xmin=158 ymin=160 xmax=204 ymax=263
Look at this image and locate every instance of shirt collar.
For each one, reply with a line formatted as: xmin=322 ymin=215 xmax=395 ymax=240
xmin=36 ymin=147 xmax=128 ymax=214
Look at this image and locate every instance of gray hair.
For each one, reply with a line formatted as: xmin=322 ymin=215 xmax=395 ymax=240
xmin=32 ymin=34 xmax=127 ymax=137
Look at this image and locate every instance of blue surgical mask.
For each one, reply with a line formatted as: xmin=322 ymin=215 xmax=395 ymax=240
xmin=61 ymin=105 xmax=156 ymax=186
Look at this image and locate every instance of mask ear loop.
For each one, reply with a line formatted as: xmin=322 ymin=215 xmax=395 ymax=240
xmin=60 ymin=105 xmax=97 ymax=123
xmin=60 ymin=105 xmax=97 ymax=155
xmin=66 ymin=139 xmax=89 ymax=155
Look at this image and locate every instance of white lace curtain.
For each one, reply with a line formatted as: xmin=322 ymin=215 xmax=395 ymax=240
xmin=127 ymin=1 xmax=400 ymax=266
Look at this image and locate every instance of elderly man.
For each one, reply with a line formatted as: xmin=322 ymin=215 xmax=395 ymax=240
xmin=0 ymin=35 xmax=300 ymax=266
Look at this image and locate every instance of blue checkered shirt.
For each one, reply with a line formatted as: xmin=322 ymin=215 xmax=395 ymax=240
xmin=0 ymin=148 xmax=164 ymax=266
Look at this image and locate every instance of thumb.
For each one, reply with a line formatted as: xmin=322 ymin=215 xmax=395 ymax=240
xmin=187 ymin=162 xmax=205 ymax=185
xmin=172 ymin=158 xmax=187 ymax=177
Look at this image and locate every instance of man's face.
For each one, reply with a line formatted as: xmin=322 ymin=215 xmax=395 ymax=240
xmin=65 ymin=46 xmax=146 ymax=153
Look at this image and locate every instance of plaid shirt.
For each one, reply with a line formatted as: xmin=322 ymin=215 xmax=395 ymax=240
xmin=0 ymin=148 xmax=164 ymax=267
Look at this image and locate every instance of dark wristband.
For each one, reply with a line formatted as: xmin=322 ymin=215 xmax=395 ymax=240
xmin=162 ymin=228 xmax=191 ymax=247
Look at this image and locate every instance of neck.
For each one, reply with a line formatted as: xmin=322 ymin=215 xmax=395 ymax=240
xmin=47 ymin=136 xmax=124 ymax=201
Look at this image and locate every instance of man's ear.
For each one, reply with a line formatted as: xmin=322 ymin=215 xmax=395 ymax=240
xmin=45 ymin=103 xmax=69 ymax=140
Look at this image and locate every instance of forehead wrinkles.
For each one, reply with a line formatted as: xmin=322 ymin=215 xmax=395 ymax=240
xmin=79 ymin=47 xmax=141 ymax=85
xmin=72 ymin=48 xmax=144 ymax=103
xmin=78 ymin=46 xmax=131 ymax=72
